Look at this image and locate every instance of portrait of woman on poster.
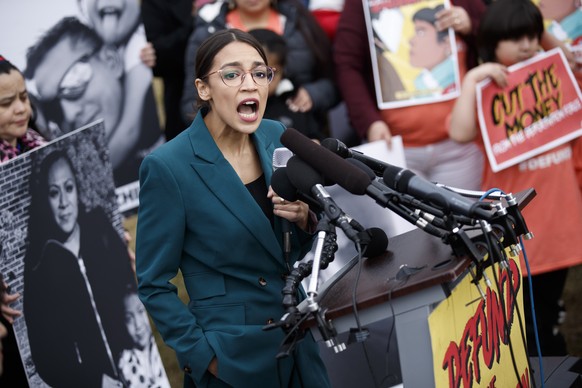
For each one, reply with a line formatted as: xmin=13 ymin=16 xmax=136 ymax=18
xmin=23 ymin=148 xmax=135 ymax=388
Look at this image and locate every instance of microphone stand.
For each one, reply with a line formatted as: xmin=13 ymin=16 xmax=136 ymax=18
xmin=263 ymin=216 xmax=344 ymax=358
xmin=305 ymin=217 xmax=347 ymax=354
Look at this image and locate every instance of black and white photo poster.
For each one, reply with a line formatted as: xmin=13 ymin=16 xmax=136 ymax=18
xmin=0 ymin=122 xmax=170 ymax=387
xmin=0 ymin=0 xmax=164 ymax=212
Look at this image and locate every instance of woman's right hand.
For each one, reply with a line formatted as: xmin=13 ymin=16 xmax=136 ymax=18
xmin=208 ymin=357 xmax=219 ymax=377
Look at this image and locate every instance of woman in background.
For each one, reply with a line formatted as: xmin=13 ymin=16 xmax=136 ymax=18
xmin=0 ymin=55 xmax=45 ymax=163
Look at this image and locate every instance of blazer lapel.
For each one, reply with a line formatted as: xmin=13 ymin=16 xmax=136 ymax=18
xmin=187 ymin=116 xmax=283 ymax=262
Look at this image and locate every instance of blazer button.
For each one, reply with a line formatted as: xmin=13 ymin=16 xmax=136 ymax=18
xmin=266 ymin=318 xmax=275 ymax=325
xmin=258 ymin=277 xmax=267 ymax=286
xmin=184 ymin=366 xmax=192 ymax=374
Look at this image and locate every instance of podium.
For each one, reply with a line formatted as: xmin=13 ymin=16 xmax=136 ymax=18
xmin=312 ymin=227 xmax=470 ymax=387
xmin=308 ymin=189 xmax=536 ymax=387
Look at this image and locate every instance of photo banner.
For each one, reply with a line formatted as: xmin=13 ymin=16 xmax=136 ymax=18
xmin=476 ymin=48 xmax=582 ymax=172
xmin=429 ymin=257 xmax=529 ymax=388
xmin=0 ymin=122 xmax=169 ymax=387
xmin=363 ymin=0 xmax=461 ymax=109
xmin=0 ymin=0 xmax=164 ymax=213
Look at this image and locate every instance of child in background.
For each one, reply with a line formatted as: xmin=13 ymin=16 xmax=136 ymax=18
xmin=118 ymin=289 xmax=169 ymax=388
xmin=449 ymin=0 xmax=582 ymax=356
xmin=249 ymin=28 xmax=326 ymax=142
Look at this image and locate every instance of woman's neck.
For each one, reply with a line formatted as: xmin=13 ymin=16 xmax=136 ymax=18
xmin=236 ymin=7 xmax=273 ymax=30
xmin=62 ymin=223 xmax=81 ymax=257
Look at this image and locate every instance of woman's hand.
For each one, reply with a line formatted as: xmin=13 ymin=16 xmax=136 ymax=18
xmin=286 ymin=87 xmax=313 ymax=113
xmin=1 ymin=283 xmax=21 ymax=324
xmin=208 ymin=357 xmax=219 ymax=377
xmin=139 ymin=42 xmax=157 ymax=68
xmin=435 ymin=5 xmax=471 ymax=35
xmin=268 ymin=187 xmax=310 ymax=231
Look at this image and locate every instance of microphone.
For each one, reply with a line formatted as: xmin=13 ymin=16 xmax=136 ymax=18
xmin=382 ymin=165 xmax=493 ymax=221
xmin=273 ymin=147 xmax=294 ymax=261
xmin=273 ymin=147 xmax=294 ymax=170
xmin=271 ymin=167 xmax=322 ymax=212
xmin=361 ymin=227 xmax=389 ymax=258
xmin=322 ymin=138 xmax=389 ymax=177
xmin=280 ymin=128 xmax=371 ymax=195
xmin=286 ymin=156 xmax=365 ymax=243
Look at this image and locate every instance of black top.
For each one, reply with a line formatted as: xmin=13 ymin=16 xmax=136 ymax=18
xmin=245 ymin=173 xmax=274 ymax=227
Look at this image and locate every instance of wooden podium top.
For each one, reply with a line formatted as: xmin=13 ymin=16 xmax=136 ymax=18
xmin=314 ymin=188 xmax=536 ymax=322
xmin=316 ymin=228 xmax=468 ymax=321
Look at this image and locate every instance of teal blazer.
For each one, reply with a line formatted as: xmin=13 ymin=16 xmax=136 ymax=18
xmin=136 ymin=112 xmax=330 ymax=388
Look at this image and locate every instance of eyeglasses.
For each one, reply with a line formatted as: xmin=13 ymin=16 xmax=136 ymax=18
xmin=203 ymin=65 xmax=276 ymax=87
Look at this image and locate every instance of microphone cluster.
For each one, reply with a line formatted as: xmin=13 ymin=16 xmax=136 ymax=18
xmin=266 ymin=128 xmax=533 ymax=357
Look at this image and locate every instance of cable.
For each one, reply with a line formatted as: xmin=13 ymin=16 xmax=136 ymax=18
xmin=521 ymin=236 xmax=545 ymax=387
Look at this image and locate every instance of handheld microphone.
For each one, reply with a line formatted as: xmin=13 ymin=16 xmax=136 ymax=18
xmin=286 ymin=156 xmax=365 ymax=243
xmin=382 ymin=165 xmax=494 ymax=221
xmin=271 ymin=167 xmax=322 ymax=212
xmin=272 ymin=147 xmax=294 ymax=260
xmin=322 ymin=138 xmax=389 ymax=177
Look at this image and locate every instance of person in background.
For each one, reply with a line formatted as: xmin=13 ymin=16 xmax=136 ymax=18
xmin=449 ymin=0 xmax=582 ymax=356
xmin=24 ymin=148 xmax=136 ymax=387
xmin=539 ymin=0 xmax=582 ymax=47
xmin=77 ymin=0 xmax=160 ymax=140
xmin=334 ymin=0 xmax=483 ymax=191
xmin=0 ymin=55 xmax=46 ymax=163
xmin=308 ymin=0 xmax=344 ymax=42
xmin=409 ymin=5 xmax=456 ymax=94
xmin=180 ymin=0 xmax=338 ymax=133
xmin=118 ymin=287 xmax=170 ymax=388
xmin=25 ymin=17 xmax=161 ymax=187
xmin=136 ymin=29 xmax=330 ymax=387
xmin=0 ymin=54 xmax=47 ymax=387
xmin=141 ymin=0 xmax=195 ymax=140
xmin=249 ymin=28 xmax=325 ymax=141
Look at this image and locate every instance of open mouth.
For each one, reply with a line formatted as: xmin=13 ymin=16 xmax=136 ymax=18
xmin=99 ymin=6 xmax=121 ymax=19
xmin=237 ymin=100 xmax=259 ymax=121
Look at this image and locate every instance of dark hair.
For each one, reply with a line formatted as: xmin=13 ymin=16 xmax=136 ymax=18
xmin=195 ymin=29 xmax=268 ymax=111
xmin=25 ymin=16 xmax=102 ymax=79
xmin=477 ymin=0 xmax=544 ymax=63
xmin=0 ymin=55 xmax=21 ymax=76
xmin=249 ymin=28 xmax=288 ymax=68
xmin=412 ymin=5 xmax=447 ymax=43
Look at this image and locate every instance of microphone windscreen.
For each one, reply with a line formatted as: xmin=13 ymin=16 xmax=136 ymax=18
xmin=346 ymin=158 xmax=375 ymax=180
xmin=364 ymin=227 xmax=389 ymax=258
xmin=271 ymin=168 xmax=299 ymax=202
xmin=286 ymin=156 xmax=323 ymax=194
xmin=271 ymin=166 xmax=323 ymax=211
xmin=281 ymin=128 xmax=370 ymax=195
